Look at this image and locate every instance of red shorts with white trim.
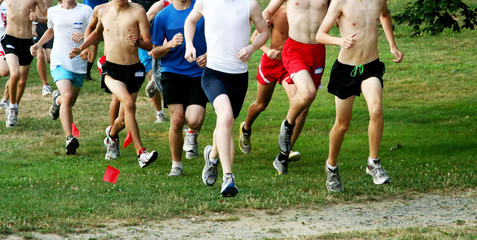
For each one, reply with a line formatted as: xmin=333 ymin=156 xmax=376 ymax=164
xmin=97 ymin=55 xmax=106 ymax=74
xmin=256 ymin=53 xmax=289 ymax=85
xmin=282 ymin=38 xmax=326 ymax=89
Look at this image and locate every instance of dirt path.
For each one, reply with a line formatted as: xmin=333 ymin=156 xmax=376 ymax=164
xmin=5 ymin=191 xmax=476 ymax=239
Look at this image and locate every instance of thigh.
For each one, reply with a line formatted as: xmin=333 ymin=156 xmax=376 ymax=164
xmin=361 ymin=77 xmax=383 ymax=109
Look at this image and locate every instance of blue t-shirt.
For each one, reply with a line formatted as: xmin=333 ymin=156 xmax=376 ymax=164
xmin=83 ymin=0 xmax=108 ymax=9
xmin=150 ymin=0 xmax=206 ymax=77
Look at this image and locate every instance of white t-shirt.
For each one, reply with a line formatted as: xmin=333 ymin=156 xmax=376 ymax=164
xmin=47 ymin=3 xmax=93 ymax=74
xmin=0 ymin=2 xmax=7 ymax=37
xmin=203 ymin=0 xmax=252 ymax=74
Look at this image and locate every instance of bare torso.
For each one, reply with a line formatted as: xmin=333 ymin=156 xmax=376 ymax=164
xmin=6 ymin=0 xmax=46 ymax=38
xmin=98 ymin=3 xmax=145 ymax=65
xmin=269 ymin=5 xmax=288 ymax=52
xmin=286 ymin=0 xmax=328 ymax=44
xmin=337 ymin=0 xmax=386 ymax=65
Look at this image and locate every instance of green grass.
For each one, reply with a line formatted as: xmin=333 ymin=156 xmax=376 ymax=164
xmin=1 ymin=1 xmax=476 ymax=238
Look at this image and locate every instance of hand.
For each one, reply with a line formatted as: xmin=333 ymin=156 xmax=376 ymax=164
xmin=168 ymin=33 xmax=183 ymax=48
xmin=69 ymin=47 xmax=82 ymax=59
xmin=391 ymin=47 xmax=404 ymax=63
xmin=29 ymin=9 xmax=37 ymax=21
xmin=237 ymin=46 xmax=252 ymax=62
xmin=196 ymin=53 xmax=207 ymax=68
xmin=126 ymin=34 xmax=140 ymax=47
xmin=30 ymin=44 xmax=38 ymax=57
xmin=266 ymin=49 xmax=281 ymax=60
xmin=71 ymin=33 xmax=84 ymax=43
xmin=341 ymin=33 xmax=356 ymax=49
xmin=79 ymin=48 xmax=90 ymax=60
xmin=184 ymin=45 xmax=196 ymax=63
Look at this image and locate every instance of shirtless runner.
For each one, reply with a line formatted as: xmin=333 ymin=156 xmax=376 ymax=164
xmin=316 ymin=0 xmax=403 ymax=192
xmin=2 ymin=0 xmax=47 ymax=127
xmin=263 ymin=0 xmax=330 ymax=175
xmin=70 ymin=0 xmax=158 ymax=167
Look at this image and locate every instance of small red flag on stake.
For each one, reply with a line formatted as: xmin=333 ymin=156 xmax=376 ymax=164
xmin=72 ymin=122 xmax=79 ymax=137
xmin=123 ymin=131 xmax=132 ymax=148
xmin=103 ymin=165 xmax=120 ymax=184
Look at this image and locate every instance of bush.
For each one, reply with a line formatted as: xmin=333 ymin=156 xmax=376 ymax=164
xmin=393 ymin=0 xmax=477 ymax=36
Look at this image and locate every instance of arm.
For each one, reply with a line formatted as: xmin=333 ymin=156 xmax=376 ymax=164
xmin=30 ymin=28 xmax=54 ymax=56
xmin=126 ymin=9 xmax=152 ymax=51
xmin=147 ymin=1 xmax=165 ymax=22
xmin=380 ymin=4 xmax=403 ymax=63
xmin=150 ymin=33 xmax=183 ymax=59
xmin=316 ymin=0 xmax=356 ymax=48
xmin=70 ymin=21 xmax=102 ymax=59
xmin=184 ymin=0 xmax=204 ymax=63
xmin=35 ymin=0 xmax=48 ymax=19
xmin=30 ymin=9 xmax=48 ymax=24
xmin=237 ymin=0 xmax=269 ymax=62
xmin=262 ymin=0 xmax=284 ymax=22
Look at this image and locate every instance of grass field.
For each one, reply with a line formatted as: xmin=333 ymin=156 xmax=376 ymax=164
xmin=0 ymin=0 xmax=476 ymax=238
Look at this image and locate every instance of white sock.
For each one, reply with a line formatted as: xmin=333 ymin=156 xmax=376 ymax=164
xmin=223 ymin=173 xmax=234 ymax=181
xmin=157 ymin=110 xmax=163 ymax=115
xmin=9 ymin=103 xmax=17 ymax=108
xmin=326 ymin=160 xmax=337 ymax=171
xmin=172 ymin=161 xmax=183 ymax=169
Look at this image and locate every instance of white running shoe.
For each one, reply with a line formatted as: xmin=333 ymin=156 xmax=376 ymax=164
xmin=104 ymin=126 xmax=120 ymax=160
xmin=138 ymin=150 xmax=158 ymax=168
xmin=155 ymin=111 xmax=166 ymax=123
xmin=202 ymin=145 xmax=218 ymax=186
xmin=289 ymin=150 xmax=302 ymax=162
xmin=42 ymin=84 xmax=52 ymax=96
xmin=366 ymin=158 xmax=391 ymax=185
xmin=145 ymin=80 xmax=157 ymax=98
xmin=0 ymin=99 xmax=9 ymax=110
xmin=6 ymin=107 xmax=18 ymax=127
xmin=183 ymin=130 xmax=199 ymax=159
xmin=220 ymin=173 xmax=238 ymax=197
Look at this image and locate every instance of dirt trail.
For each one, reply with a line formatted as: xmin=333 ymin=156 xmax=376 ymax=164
xmin=5 ymin=191 xmax=476 ymax=239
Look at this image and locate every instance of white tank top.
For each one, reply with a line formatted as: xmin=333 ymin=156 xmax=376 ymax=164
xmin=203 ymin=0 xmax=251 ymax=74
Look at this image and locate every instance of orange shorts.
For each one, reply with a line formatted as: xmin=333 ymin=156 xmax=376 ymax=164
xmin=256 ymin=53 xmax=289 ymax=85
xmin=282 ymin=38 xmax=326 ymax=88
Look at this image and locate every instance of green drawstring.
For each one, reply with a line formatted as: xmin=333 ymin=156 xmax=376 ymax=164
xmin=350 ymin=64 xmax=364 ymax=77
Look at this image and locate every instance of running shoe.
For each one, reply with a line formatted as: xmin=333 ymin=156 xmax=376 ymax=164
xmin=42 ymin=84 xmax=52 ymax=96
xmin=104 ymin=126 xmax=120 ymax=160
xmin=202 ymin=145 xmax=218 ymax=186
xmin=183 ymin=131 xmax=199 ymax=159
xmin=156 ymin=111 xmax=166 ymax=123
xmin=66 ymin=135 xmax=79 ymax=155
xmin=325 ymin=163 xmax=344 ymax=192
xmin=0 ymin=99 xmax=9 ymax=110
xmin=366 ymin=158 xmax=391 ymax=185
xmin=145 ymin=80 xmax=157 ymax=98
xmin=273 ymin=154 xmax=289 ymax=175
xmin=168 ymin=167 xmax=183 ymax=177
xmin=278 ymin=119 xmax=293 ymax=154
xmin=6 ymin=107 xmax=18 ymax=127
xmin=289 ymin=150 xmax=301 ymax=162
xmin=49 ymin=90 xmax=61 ymax=120
xmin=238 ymin=122 xmax=251 ymax=155
xmin=138 ymin=150 xmax=158 ymax=168
xmin=220 ymin=173 xmax=239 ymax=197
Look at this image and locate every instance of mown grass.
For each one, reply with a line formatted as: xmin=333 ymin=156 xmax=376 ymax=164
xmin=0 ymin=0 xmax=476 ymax=238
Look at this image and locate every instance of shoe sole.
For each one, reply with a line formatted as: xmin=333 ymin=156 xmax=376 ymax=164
xmin=202 ymin=145 xmax=217 ymax=186
xmin=221 ymin=184 xmax=238 ymax=197
xmin=288 ymin=152 xmax=301 ymax=162
xmin=140 ymin=151 xmax=158 ymax=168
xmin=239 ymin=122 xmax=251 ymax=155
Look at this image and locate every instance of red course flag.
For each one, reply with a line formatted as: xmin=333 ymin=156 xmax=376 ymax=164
xmin=103 ymin=165 xmax=120 ymax=184
xmin=72 ymin=122 xmax=79 ymax=137
xmin=123 ymin=131 xmax=132 ymax=148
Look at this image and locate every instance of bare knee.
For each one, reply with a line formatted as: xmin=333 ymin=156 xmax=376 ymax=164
xmin=333 ymin=120 xmax=350 ymax=135
xmin=170 ymin=114 xmax=185 ymax=131
xmin=369 ymin=106 xmax=383 ymax=121
xmin=254 ymin=100 xmax=269 ymax=113
xmin=218 ymin=112 xmax=234 ymax=128
xmin=122 ymin=99 xmax=136 ymax=112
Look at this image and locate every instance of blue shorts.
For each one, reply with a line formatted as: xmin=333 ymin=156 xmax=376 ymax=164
xmin=51 ymin=65 xmax=85 ymax=88
xmin=83 ymin=0 xmax=108 ymax=9
xmin=201 ymin=67 xmax=248 ymax=119
xmin=138 ymin=48 xmax=152 ymax=73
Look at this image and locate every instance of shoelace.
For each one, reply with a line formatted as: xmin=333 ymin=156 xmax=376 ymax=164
xmin=350 ymin=64 xmax=364 ymax=77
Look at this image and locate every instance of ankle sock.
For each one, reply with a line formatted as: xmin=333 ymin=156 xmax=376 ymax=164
xmin=9 ymin=103 xmax=17 ymax=108
xmin=172 ymin=161 xmax=183 ymax=169
xmin=326 ymin=160 xmax=337 ymax=171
